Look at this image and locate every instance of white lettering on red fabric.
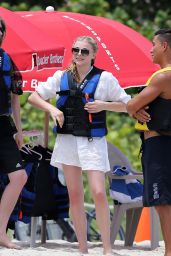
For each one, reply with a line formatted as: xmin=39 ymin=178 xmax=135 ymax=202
xmin=50 ymin=54 xmax=63 ymax=64
xmin=31 ymin=79 xmax=38 ymax=88
xmin=22 ymin=80 xmax=28 ymax=88
xmin=36 ymin=54 xmax=64 ymax=69
xmin=37 ymin=56 xmax=49 ymax=67
xmin=62 ymin=15 xmax=120 ymax=71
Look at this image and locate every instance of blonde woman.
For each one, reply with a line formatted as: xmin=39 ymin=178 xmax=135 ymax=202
xmin=28 ymin=36 xmax=130 ymax=255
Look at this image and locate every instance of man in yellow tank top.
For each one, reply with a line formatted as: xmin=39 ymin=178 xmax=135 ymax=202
xmin=127 ymin=28 xmax=171 ymax=256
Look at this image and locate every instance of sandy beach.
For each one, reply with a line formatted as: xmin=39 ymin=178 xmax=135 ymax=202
xmin=0 ymin=240 xmax=165 ymax=256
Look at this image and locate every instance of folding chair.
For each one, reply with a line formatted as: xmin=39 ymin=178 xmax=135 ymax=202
xmin=106 ymin=142 xmax=159 ymax=249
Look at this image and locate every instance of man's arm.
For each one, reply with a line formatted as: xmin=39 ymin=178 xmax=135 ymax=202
xmin=126 ymin=73 xmax=165 ymax=117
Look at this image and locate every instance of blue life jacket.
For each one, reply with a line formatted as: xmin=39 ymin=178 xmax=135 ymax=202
xmin=0 ymin=48 xmax=13 ymax=115
xmin=55 ymin=66 xmax=107 ymax=138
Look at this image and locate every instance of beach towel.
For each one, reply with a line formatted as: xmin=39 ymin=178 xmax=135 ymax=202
xmin=109 ymin=165 xmax=143 ymax=203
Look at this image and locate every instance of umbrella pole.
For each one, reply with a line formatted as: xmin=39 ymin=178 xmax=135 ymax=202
xmin=43 ymin=111 xmax=49 ymax=148
xmin=41 ymin=109 xmax=50 ymax=244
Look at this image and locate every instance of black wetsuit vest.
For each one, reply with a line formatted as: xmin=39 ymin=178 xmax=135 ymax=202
xmin=135 ymin=67 xmax=171 ymax=132
xmin=147 ymin=97 xmax=171 ymax=133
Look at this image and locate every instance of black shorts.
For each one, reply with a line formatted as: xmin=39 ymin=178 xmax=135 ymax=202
xmin=142 ymin=136 xmax=171 ymax=206
xmin=0 ymin=115 xmax=17 ymax=137
xmin=0 ymin=136 xmax=24 ymax=174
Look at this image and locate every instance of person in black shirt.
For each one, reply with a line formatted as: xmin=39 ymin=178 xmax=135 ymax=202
xmin=0 ymin=16 xmax=27 ymax=249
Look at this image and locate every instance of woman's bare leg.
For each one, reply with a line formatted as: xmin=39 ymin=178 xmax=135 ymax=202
xmin=62 ymin=164 xmax=88 ymax=254
xmin=87 ymin=170 xmax=112 ymax=255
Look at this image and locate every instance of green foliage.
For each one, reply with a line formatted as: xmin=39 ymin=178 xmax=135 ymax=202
xmin=0 ymin=2 xmax=11 ymax=9
xmin=154 ymin=10 xmax=171 ymax=28
xmin=106 ymin=0 xmax=171 ymax=21
xmin=0 ymin=0 xmax=65 ymax=11
xmin=59 ymin=0 xmax=109 ymax=17
xmin=11 ymin=3 xmax=29 ymax=11
xmin=20 ymin=93 xmax=56 ymax=149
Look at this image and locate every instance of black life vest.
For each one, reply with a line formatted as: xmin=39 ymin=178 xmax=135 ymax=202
xmin=135 ymin=67 xmax=171 ymax=131
xmin=0 ymin=146 xmax=69 ymax=226
xmin=55 ymin=66 xmax=107 ymax=138
xmin=147 ymin=97 xmax=171 ymax=132
xmin=0 ymin=48 xmax=13 ymax=115
xmin=19 ymin=145 xmax=69 ymax=223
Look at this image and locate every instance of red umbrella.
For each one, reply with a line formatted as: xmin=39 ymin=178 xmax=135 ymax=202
xmin=0 ymin=7 xmax=65 ymax=90
xmin=17 ymin=8 xmax=158 ymax=89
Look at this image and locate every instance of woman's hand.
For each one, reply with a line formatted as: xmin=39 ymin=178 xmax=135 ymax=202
xmin=84 ymin=100 xmax=105 ymax=113
xmin=48 ymin=105 xmax=64 ymax=128
xmin=28 ymin=91 xmax=64 ymax=128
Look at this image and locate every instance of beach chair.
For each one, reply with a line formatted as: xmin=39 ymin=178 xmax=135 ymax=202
xmin=106 ymin=142 xmax=159 ymax=249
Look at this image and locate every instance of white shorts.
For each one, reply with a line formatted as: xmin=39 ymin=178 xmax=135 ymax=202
xmin=50 ymin=134 xmax=110 ymax=172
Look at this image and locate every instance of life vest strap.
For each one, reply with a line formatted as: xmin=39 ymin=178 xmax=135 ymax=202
xmin=65 ymin=120 xmax=105 ymax=130
xmin=0 ymin=70 xmax=11 ymax=75
xmin=57 ymin=89 xmax=93 ymax=98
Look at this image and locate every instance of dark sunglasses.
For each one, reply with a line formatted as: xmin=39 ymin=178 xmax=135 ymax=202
xmin=72 ymin=47 xmax=90 ymax=56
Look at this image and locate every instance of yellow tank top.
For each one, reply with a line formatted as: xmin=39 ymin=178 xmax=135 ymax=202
xmin=135 ymin=67 xmax=171 ymax=131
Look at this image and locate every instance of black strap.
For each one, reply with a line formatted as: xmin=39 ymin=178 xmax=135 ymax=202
xmin=0 ymin=48 xmax=4 ymax=69
xmin=57 ymin=89 xmax=80 ymax=97
xmin=0 ymin=70 xmax=11 ymax=75
xmin=56 ymin=89 xmax=94 ymax=98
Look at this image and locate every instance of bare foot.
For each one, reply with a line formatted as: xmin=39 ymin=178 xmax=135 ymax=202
xmin=79 ymin=251 xmax=89 ymax=255
xmin=103 ymin=248 xmax=113 ymax=255
xmin=0 ymin=234 xmax=21 ymax=250
xmin=103 ymin=252 xmax=120 ymax=256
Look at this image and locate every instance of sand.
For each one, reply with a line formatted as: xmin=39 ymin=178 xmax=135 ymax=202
xmin=0 ymin=240 xmax=165 ymax=256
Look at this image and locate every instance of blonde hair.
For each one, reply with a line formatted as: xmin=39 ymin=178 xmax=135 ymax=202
xmin=66 ymin=36 xmax=98 ymax=83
